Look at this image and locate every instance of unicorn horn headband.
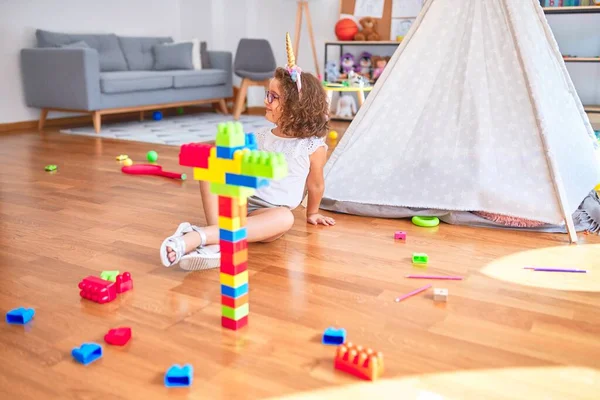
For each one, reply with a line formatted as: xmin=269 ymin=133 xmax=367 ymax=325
xmin=285 ymin=32 xmax=302 ymax=94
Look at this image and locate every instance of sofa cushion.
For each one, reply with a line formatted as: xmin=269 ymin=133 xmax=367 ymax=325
xmin=36 ymin=29 xmax=127 ymax=72
xmin=60 ymin=41 xmax=90 ymax=49
xmin=153 ymin=43 xmax=194 ymax=71
xmin=171 ymin=70 xmax=228 ymax=88
xmin=100 ymin=71 xmax=173 ymax=94
xmin=118 ymin=36 xmax=173 ymax=71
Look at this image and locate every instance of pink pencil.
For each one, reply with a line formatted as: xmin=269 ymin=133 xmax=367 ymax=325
xmin=405 ymin=275 xmax=463 ymax=280
xmin=395 ymin=284 xmax=432 ymax=302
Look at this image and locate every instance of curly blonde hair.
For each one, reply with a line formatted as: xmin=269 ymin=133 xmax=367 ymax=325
xmin=274 ymin=67 xmax=329 ymax=138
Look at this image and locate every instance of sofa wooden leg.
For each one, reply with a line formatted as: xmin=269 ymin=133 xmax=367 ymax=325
xmin=217 ymin=99 xmax=228 ymax=114
xmin=140 ymin=111 xmax=144 ymax=121
xmin=92 ymin=112 xmax=101 ymax=133
xmin=233 ymin=79 xmax=250 ymax=120
xmin=38 ymin=109 xmax=48 ymax=131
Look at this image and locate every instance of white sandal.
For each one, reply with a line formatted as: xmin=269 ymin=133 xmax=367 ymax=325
xmin=179 ymin=244 xmax=221 ymax=271
xmin=159 ymin=222 xmax=207 ymax=267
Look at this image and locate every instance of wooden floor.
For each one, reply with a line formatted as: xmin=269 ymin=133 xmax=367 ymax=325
xmin=1 ymin=119 xmax=600 ymax=399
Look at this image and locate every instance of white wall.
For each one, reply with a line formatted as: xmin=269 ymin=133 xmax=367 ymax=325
xmin=0 ymin=0 xmax=182 ymax=124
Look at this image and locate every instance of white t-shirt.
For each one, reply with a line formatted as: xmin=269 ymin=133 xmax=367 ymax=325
xmin=253 ymin=127 xmax=327 ymax=209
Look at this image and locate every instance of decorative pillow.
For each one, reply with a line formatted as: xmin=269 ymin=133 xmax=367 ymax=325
xmin=171 ymin=39 xmax=210 ymax=70
xmin=200 ymin=41 xmax=211 ymax=69
xmin=153 ymin=42 xmax=194 ymax=70
xmin=60 ymin=41 xmax=90 ymax=49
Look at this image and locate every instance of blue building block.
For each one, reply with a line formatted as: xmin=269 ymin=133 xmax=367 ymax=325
xmin=221 ymin=283 xmax=249 ymax=298
xmin=220 ymin=228 xmax=247 ymax=242
xmin=225 ymin=173 xmax=269 ymax=189
xmin=6 ymin=307 xmax=35 ymax=324
xmin=322 ymin=327 xmax=346 ymax=345
xmin=165 ymin=364 xmax=193 ymax=387
xmin=72 ymin=343 xmax=103 ymax=365
xmin=245 ymin=132 xmax=258 ymax=151
xmin=216 ymin=146 xmax=245 ymax=160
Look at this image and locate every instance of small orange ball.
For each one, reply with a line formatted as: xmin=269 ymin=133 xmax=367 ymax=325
xmin=123 ymin=158 xmax=133 ymax=166
xmin=329 ymin=130 xmax=339 ymax=140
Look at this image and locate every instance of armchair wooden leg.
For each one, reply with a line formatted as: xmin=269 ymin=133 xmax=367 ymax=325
xmin=38 ymin=109 xmax=48 ymax=131
xmin=92 ymin=111 xmax=101 ymax=133
xmin=233 ymin=78 xmax=250 ymax=120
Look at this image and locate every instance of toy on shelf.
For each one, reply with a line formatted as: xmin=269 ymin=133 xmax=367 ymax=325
xmin=394 ymin=231 xmax=406 ymax=240
xmin=72 ymin=343 xmax=103 ymax=365
xmin=334 ymin=342 xmax=384 ymax=380
xmin=78 ymin=276 xmax=117 ymax=304
xmin=100 ymin=270 xmax=119 ymax=282
xmin=340 ymin=53 xmax=355 ymax=78
xmin=323 ymin=327 xmax=347 ymax=345
xmin=6 ymin=307 xmax=35 ymax=324
xmin=104 ymin=327 xmax=132 ymax=346
xmin=122 ymin=164 xmax=186 ymax=180
xmin=335 ymin=18 xmax=359 ymax=41
xmin=371 ymin=56 xmax=389 ymax=81
xmin=165 ymin=364 xmax=193 ymax=388
xmin=354 ymin=17 xmax=380 ymax=41
xmin=357 ymin=52 xmax=372 ymax=78
xmin=433 ymin=288 xmax=448 ymax=302
xmin=152 ymin=111 xmax=163 ymax=121
xmin=347 ymin=71 xmax=369 ymax=88
xmin=325 ymin=60 xmax=340 ymax=83
xmin=179 ymin=121 xmax=288 ymax=330
xmin=336 ymin=96 xmax=357 ymax=118
xmin=147 ymin=150 xmax=158 ymax=162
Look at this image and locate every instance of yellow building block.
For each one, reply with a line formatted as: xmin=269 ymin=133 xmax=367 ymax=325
xmin=220 ymin=270 xmax=249 ymax=287
xmin=193 ymin=167 xmax=225 ymax=183
xmin=210 ymin=146 xmax=244 ymax=175
xmin=219 ymin=216 xmax=241 ymax=231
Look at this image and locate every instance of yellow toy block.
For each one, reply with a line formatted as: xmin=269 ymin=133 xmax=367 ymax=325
xmin=219 ymin=216 xmax=241 ymax=231
xmin=193 ymin=167 xmax=225 ymax=183
xmin=210 ymin=146 xmax=245 ymax=175
xmin=220 ymin=270 xmax=249 ymax=287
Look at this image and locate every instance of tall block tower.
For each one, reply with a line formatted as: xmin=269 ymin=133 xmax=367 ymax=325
xmin=179 ymin=122 xmax=287 ymax=330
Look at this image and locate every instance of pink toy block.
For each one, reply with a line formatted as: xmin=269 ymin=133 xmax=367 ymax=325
xmin=394 ymin=231 xmax=406 ymax=240
xmin=104 ymin=327 xmax=132 ymax=346
xmin=179 ymin=143 xmax=214 ymax=168
xmin=115 ymin=272 xmax=133 ymax=294
xmin=221 ymin=315 xmax=248 ymax=330
xmin=79 ymin=276 xmax=116 ymax=304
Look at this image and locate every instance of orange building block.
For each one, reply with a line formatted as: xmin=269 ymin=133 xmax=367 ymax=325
xmin=334 ymin=342 xmax=384 ymax=381
xmin=221 ymin=248 xmax=248 ymax=267
xmin=221 ymin=294 xmax=249 ymax=308
xmin=219 ymin=197 xmax=240 ymax=218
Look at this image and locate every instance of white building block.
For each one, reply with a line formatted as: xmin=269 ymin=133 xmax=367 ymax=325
xmin=433 ymin=288 xmax=448 ymax=302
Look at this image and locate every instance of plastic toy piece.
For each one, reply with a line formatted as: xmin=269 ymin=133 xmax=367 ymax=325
xmin=222 ymin=304 xmax=249 ymax=320
xmin=210 ymin=182 xmax=255 ymax=198
xmin=412 ymin=253 xmax=428 ymax=264
xmin=322 ymin=327 xmax=346 ymax=345
xmin=394 ymin=231 xmax=406 ymax=240
xmin=122 ymin=164 xmax=186 ymax=180
xmin=72 ymin=343 xmax=103 ymax=365
xmin=220 ymin=238 xmax=248 ymax=253
xmin=433 ymin=288 xmax=448 ymax=302
xmin=194 ymin=166 xmax=225 ymax=184
xmin=219 ymin=228 xmax=247 ymax=242
xmin=216 ymin=146 xmax=246 ymax=160
xmin=6 ymin=307 xmax=35 ymax=325
xmin=412 ymin=216 xmax=440 ymax=227
xmin=100 ymin=270 xmax=120 ymax=282
xmin=218 ymin=216 xmax=241 ymax=231
xmin=45 ymin=164 xmax=57 ymax=171
xmin=116 ymin=154 xmax=129 ymax=161
xmin=115 ymin=272 xmax=133 ymax=294
xmin=78 ymin=276 xmax=117 ymax=304
xmin=179 ymin=143 xmax=213 ymax=168
xmin=220 ymin=271 xmax=249 ymax=288
xmin=146 ymin=150 xmax=158 ymax=162
xmin=240 ymin=151 xmax=288 ymax=179
xmin=221 ymin=249 xmax=248 ymax=268
xmin=218 ymin=197 xmax=240 ymax=218
xmin=216 ymin=121 xmax=245 ymax=148
xmin=221 ymin=294 xmax=249 ymax=308
xmin=334 ymin=342 xmax=384 ymax=381
xmin=164 ymin=364 xmax=193 ymax=387
xmin=225 ymin=173 xmax=270 ymax=189
xmin=222 ymin=315 xmax=248 ymax=330
xmin=245 ymin=132 xmax=258 ymax=150
xmin=221 ymin=261 xmax=248 ymax=276
xmin=104 ymin=327 xmax=132 ymax=346
xmin=221 ymin=283 xmax=248 ymax=298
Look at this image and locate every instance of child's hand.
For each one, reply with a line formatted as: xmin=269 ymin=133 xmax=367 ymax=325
xmin=307 ymin=213 xmax=336 ymax=226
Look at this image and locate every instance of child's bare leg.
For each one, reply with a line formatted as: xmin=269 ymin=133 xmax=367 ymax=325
xmin=245 ymin=207 xmax=294 ymax=242
xmin=199 ymin=180 xmax=219 ymax=226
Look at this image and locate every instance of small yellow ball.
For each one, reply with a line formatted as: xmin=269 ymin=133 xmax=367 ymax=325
xmin=329 ymin=130 xmax=338 ymax=140
xmin=123 ymin=158 xmax=133 ymax=167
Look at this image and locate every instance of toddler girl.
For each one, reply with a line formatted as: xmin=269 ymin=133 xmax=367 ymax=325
xmin=160 ymin=34 xmax=335 ymax=270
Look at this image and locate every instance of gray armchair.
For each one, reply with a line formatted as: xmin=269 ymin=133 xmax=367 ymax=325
xmin=232 ymin=39 xmax=277 ymax=120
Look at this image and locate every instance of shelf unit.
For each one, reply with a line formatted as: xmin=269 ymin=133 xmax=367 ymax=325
xmin=543 ymin=5 xmax=600 ymax=114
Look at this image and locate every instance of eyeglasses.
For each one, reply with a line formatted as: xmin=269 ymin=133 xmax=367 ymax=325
xmin=265 ymin=90 xmax=280 ymax=104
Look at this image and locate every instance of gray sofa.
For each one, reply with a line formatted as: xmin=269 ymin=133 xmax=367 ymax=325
xmin=21 ymin=29 xmax=233 ymax=133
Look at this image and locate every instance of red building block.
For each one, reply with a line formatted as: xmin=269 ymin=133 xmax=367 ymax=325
xmin=104 ymin=327 xmax=132 ymax=346
xmin=78 ymin=276 xmax=117 ymax=304
xmin=115 ymin=272 xmax=133 ymax=293
xmin=179 ymin=143 xmax=213 ymax=168
xmin=221 ymin=294 xmax=248 ymax=308
xmin=220 ymin=239 xmax=248 ymax=254
xmin=221 ymin=315 xmax=248 ymax=330
xmin=334 ymin=342 xmax=384 ymax=381
xmin=218 ymin=196 xmax=239 ymax=218
xmin=220 ymin=261 xmax=248 ymax=276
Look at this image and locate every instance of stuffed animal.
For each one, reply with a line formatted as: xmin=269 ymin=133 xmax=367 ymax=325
xmin=357 ymin=52 xmax=372 ymax=78
xmin=371 ymin=56 xmax=389 ymax=81
xmin=340 ymin=53 xmax=355 ymax=78
xmin=354 ymin=17 xmax=380 ymax=41
xmin=348 ymin=71 xmax=369 ymax=88
xmin=336 ymin=95 xmax=357 ymax=118
xmin=325 ymin=60 xmax=340 ymax=83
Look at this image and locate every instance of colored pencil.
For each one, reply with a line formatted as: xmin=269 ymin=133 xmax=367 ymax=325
xmin=405 ymin=275 xmax=463 ymax=280
xmin=395 ymin=284 xmax=432 ymax=302
xmin=524 ymin=267 xmax=587 ymax=273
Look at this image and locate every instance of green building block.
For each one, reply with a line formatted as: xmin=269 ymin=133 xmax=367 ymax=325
xmin=210 ymin=182 xmax=255 ymax=198
xmin=222 ymin=304 xmax=249 ymax=320
xmin=240 ymin=151 xmax=287 ymax=179
xmin=216 ymin=121 xmax=245 ymax=148
xmin=412 ymin=253 xmax=428 ymax=264
xmin=100 ymin=270 xmax=120 ymax=282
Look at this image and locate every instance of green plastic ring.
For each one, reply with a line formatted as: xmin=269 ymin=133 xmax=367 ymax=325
xmin=412 ymin=216 xmax=440 ymax=227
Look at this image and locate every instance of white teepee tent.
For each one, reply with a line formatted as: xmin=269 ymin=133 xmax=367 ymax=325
xmin=322 ymin=0 xmax=600 ymax=242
